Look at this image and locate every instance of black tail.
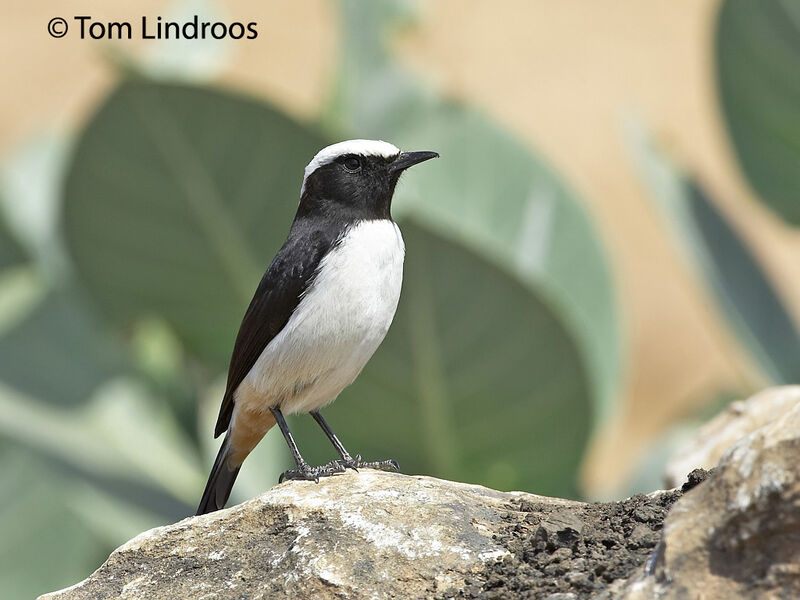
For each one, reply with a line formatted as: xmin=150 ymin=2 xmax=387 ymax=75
xmin=196 ymin=433 xmax=241 ymax=515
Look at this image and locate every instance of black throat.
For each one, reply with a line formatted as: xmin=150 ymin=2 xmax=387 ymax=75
xmin=296 ymin=155 xmax=400 ymax=223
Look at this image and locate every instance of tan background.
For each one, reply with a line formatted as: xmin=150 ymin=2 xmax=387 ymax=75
xmin=3 ymin=0 xmax=798 ymax=496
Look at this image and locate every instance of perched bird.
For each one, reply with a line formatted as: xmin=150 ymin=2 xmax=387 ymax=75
xmin=196 ymin=139 xmax=438 ymax=515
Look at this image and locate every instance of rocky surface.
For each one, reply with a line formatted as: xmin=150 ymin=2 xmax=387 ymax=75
xmin=616 ymin=391 xmax=800 ymax=599
xmin=40 ymin=387 xmax=800 ymax=600
xmin=39 ymin=472 xmax=539 ymax=599
xmin=664 ymin=385 xmax=800 ymax=488
xmin=41 ymin=471 xmax=682 ymax=600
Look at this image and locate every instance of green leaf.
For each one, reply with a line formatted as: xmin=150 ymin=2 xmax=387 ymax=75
xmin=65 ymin=482 xmax=166 ymax=547
xmin=0 ymin=133 xmax=69 ymax=274
xmin=63 ymin=81 xmax=329 ymax=365
xmin=0 ymin=380 xmax=204 ymax=504
xmin=325 ymin=0 xmax=620 ymax=426
xmin=716 ymin=0 xmax=800 ymax=225
xmin=0 ymin=449 xmax=109 ymax=600
xmin=0 ymin=189 xmax=27 ymax=278
xmin=290 ymin=223 xmax=592 ymax=496
xmin=0 ymin=288 xmax=126 ymax=406
xmin=0 ymin=212 xmax=24 ymax=273
xmin=0 ymin=268 xmax=44 ymax=337
xmin=627 ymin=122 xmax=800 ymax=383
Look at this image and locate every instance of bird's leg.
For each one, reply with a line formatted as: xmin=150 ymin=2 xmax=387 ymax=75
xmin=270 ymin=407 xmax=345 ymax=483
xmin=311 ymin=410 xmax=356 ymax=466
xmin=311 ymin=410 xmax=400 ymax=473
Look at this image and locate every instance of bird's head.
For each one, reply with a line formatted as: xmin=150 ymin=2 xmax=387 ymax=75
xmin=298 ymin=140 xmax=438 ymax=220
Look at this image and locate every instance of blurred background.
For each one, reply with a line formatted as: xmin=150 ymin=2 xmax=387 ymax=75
xmin=2 ymin=0 xmax=799 ymax=597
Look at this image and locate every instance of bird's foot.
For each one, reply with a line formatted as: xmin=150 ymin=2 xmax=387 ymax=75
xmin=278 ymin=461 xmax=345 ymax=484
xmin=335 ymin=454 xmax=400 ymax=473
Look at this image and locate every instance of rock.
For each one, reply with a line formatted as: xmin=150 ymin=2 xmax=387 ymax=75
xmin=664 ymin=385 xmax=800 ymax=488
xmin=39 ymin=471 xmax=532 ymax=600
xmin=533 ymin=512 xmax=585 ymax=550
xmin=617 ymin=392 xmax=800 ymax=599
xmin=41 ymin=470 xmax=679 ymax=600
xmin=679 ymin=467 xmax=712 ymax=493
xmin=628 ymin=523 xmax=659 ymax=549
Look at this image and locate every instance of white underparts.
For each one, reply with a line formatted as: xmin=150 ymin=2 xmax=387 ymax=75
xmin=236 ymin=219 xmax=405 ymax=417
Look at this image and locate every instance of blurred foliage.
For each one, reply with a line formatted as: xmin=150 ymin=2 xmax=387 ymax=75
xmin=0 ymin=289 xmax=125 ymax=406
xmin=629 ymin=124 xmax=800 ymax=384
xmin=0 ymin=448 xmax=109 ymax=599
xmin=64 ymin=82 xmax=326 ymax=367
xmin=617 ymin=2 xmax=800 ymax=503
xmin=625 ymin=0 xmax=800 ymax=391
xmin=0 ymin=201 xmax=24 ymax=271
xmin=716 ymin=0 xmax=800 ymax=226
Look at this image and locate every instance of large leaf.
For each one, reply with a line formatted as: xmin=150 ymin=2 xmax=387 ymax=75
xmin=0 ymin=145 xmax=201 ymax=592
xmin=0 ymin=380 xmax=204 ymax=506
xmin=0 ymin=134 xmax=69 ymax=274
xmin=0 ymin=445 xmax=166 ymax=600
xmin=290 ymin=222 xmax=591 ymax=496
xmin=0 ymin=288 xmax=125 ymax=406
xmin=0 ymin=209 xmax=24 ymax=273
xmin=627 ymin=123 xmax=800 ymax=383
xmin=325 ymin=0 xmax=620 ymax=425
xmin=0 ymin=449 xmax=109 ymax=600
xmin=64 ymin=81 xmax=328 ymax=365
xmin=0 ymin=192 xmax=34 ymax=331
xmin=716 ymin=0 xmax=800 ymax=226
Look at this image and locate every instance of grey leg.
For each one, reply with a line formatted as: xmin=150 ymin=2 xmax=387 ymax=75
xmin=310 ymin=410 xmax=400 ymax=473
xmin=270 ymin=407 xmax=345 ymax=483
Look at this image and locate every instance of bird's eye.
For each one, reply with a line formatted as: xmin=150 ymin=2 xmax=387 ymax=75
xmin=343 ymin=157 xmax=362 ymax=172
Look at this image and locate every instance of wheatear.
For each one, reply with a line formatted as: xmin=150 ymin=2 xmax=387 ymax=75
xmin=196 ymin=140 xmax=438 ymax=514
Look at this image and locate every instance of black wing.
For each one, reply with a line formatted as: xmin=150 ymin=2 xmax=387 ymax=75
xmin=213 ymin=226 xmax=333 ymax=437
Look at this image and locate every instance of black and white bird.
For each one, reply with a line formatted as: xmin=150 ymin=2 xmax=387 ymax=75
xmin=196 ymin=139 xmax=438 ymax=515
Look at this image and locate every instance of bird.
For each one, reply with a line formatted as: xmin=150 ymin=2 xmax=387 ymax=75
xmin=196 ymin=139 xmax=438 ymax=515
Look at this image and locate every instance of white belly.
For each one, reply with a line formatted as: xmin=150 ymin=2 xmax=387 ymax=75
xmin=240 ymin=219 xmax=405 ymax=415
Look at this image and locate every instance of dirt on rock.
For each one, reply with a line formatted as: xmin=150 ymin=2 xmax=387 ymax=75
xmin=443 ymin=469 xmax=712 ymax=600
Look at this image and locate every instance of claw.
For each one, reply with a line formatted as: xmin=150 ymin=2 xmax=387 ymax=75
xmin=279 ymin=456 xmax=400 ymax=483
xmin=337 ymin=456 xmax=399 ymax=473
xmin=333 ymin=454 xmax=361 ymax=472
xmin=361 ymin=458 xmax=399 ymax=473
xmin=278 ymin=461 xmax=346 ymax=484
